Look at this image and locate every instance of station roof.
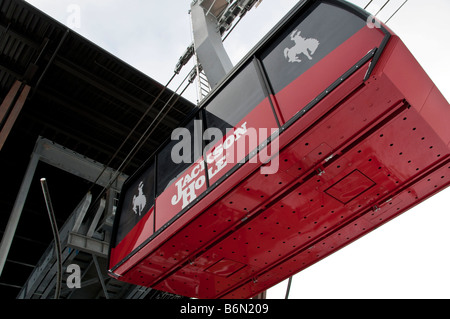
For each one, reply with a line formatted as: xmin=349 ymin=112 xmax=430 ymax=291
xmin=0 ymin=0 xmax=195 ymax=298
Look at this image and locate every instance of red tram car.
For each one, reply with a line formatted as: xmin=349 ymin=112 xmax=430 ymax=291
xmin=108 ymin=0 xmax=450 ymax=298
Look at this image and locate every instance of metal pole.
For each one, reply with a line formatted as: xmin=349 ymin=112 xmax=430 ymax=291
xmin=0 ymin=152 xmax=40 ymax=276
xmin=40 ymin=178 xmax=62 ymax=299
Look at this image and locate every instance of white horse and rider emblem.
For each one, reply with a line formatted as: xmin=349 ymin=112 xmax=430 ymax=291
xmin=132 ymin=181 xmax=147 ymax=216
xmin=284 ymin=29 xmax=320 ymax=63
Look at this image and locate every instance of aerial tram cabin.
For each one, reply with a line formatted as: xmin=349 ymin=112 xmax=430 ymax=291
xmin=108 ymin=0 xmax=450 ymax=299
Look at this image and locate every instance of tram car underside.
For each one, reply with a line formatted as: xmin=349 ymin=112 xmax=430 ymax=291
xmin=108 ymin=0 xmax=450 ymax=299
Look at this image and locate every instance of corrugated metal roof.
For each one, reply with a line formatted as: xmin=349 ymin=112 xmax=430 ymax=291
xmin=1 ymin=0 xmax=195 ymax=173
xmin=0 ymin=0 xmax=194 ymax=299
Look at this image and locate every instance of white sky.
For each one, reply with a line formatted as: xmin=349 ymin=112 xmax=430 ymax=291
xmin=25 ymin=0 xmax=450 ymax=299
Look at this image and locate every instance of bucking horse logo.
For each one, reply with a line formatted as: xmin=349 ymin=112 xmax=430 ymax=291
xmin=132 ymin=181 xmax=147 ymax=216
xmin=284 ymin=29 xmax=319 ymax=63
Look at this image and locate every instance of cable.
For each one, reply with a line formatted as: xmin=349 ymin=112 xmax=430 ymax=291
xmin=89 ymin=66 xmax=196 ymax=208
xmin=385 ymin=0 xmax=408 ymax=24
xmin=40 ymin=178 xmax=62 ymax=299
xmin=114 ymin=70 xmax=193 ymax=176
xmin=120 ymin=74 xmax=194 ymax=174
xmin=364 ymin=0 xmax=374 ymax=10
xmin=285 ymin=276 xmax=293 ymax=299
xmin=363 ymin=0 xmax=408 ymax=25
xmin=222 ymin=16 xmax=243 ymax=42
xmin=375 ymin=0 xmax=390 ymax=16
xmin=88 ymin=71 xmax=178 ymax=192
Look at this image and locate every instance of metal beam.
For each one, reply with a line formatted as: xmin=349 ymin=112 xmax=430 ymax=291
xmin=0 ymin=149 xmax=40 ymax=277
xmin=21 ymin=111 xmax=126 ymax=163
xmin=87 ymin=198 xmax=106 ymax=238
xmin=0 ymin=136 xmax=127 ymax=278
xmin=0 ymin=57 xmax=24 ymax=79
xmin=0 ymin=23 xmax=41 ymax=50
xmin=92 ymin=255 xmax=110 ymax=299
xmin=0 ymin=81 xmax=21 ymax=124
xmin=67 ymin=233 xmax=109 ymax=257
xmin=0 ymin=80 xmax=31 ymax=150
xmin=36 ymin=137 xmax=127 ymax=190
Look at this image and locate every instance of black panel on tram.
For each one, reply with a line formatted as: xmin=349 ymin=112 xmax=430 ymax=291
xmin=156 ymin=116 xmax=203 ymax=196
xmin=115 ymin=161 xmax=155 ymax=246
xmin=204 ymin=62 xmax=266 ymax=143
xmin=261 ymin=2 xmax=366 ymax=94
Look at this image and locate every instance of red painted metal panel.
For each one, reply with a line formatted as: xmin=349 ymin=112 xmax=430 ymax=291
xmin=155 ymin=157 xmax=208 ymax=231
xmin=109 ymin=206 xmax=154 ymax=268
xmin=325 ymin=170 xmax=376 ymax=204
xmin=205 ymin=258 xmax=247 ymax=277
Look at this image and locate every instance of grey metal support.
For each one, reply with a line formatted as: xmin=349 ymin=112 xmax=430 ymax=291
xmin=0 ymin=149 xmax=40 ymax=276
xmin=17 ymin=193 xmax=92 ymax=299
xmin=87 ymin=198 xmax=106 ymax=237
xmin=191 ymin=0 xmax=233 ymax=88
xmin=0 ymin=136 xmax=127 ymax=278
xmin=92 ymin=255 xmax=110 ymax=299
xmin=37 ymin=137 xmax=127 ymax=190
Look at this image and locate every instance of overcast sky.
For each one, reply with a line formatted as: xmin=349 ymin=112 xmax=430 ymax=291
xmin=25 ymin=0 xmax=450 ymax=299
